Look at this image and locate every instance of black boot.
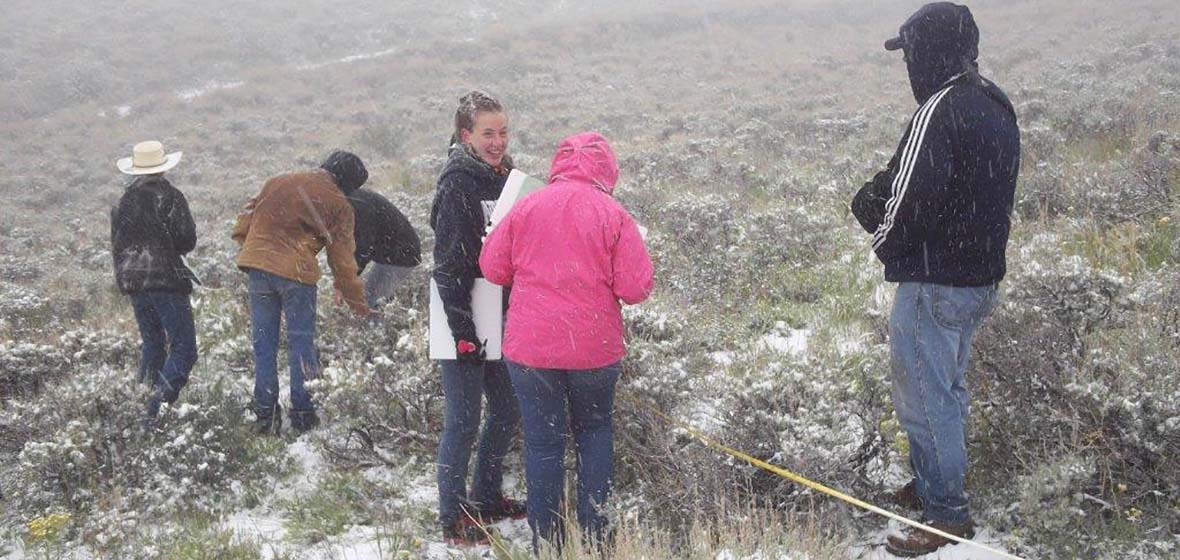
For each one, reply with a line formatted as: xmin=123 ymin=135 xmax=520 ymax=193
xmin=253 ymin=402 xmax=283 ymax=436
xmin=289 ymin=409 xmax=321 ymax=435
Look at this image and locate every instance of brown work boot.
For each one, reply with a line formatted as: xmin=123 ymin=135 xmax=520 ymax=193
xmin=888 ymin=479 xmax=924 ymax=511
xmin=442 ymin=517 xmax=490 ymax=547
xmin=885 ymin=520 xmax=975 ymax=557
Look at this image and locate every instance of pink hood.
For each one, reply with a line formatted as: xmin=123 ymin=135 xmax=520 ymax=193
xmin=480 ymin=132 xmax=654 ymax=370
xmin=548 ymin=132 xmax=620 ymax=195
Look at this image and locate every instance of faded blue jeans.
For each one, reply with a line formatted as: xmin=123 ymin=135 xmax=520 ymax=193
xmin=889 ymin=282 xmax=998 ymax=525
xmin=247 ymin=269 xmax=319 ymax=419
xmin=507 ymin=361 xmax=621 ymax=551
xmin=436 ymin=359 xmax=520 ymax=527
xmin=130 ymin=292 xmax=197 ymax=419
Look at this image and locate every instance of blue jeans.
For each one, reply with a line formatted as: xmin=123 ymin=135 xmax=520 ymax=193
xmin=247 ymin=270 xmax=319 ymax=417
xmin=889 ymin=282 xmax=998 ymax=525
xmin=436 ymin=359 xmax=520 ymax=526
xmin=130 ymin=292 xmax=197 ymax=418
xmin=507 ymin=361 xmax=620 ymax=549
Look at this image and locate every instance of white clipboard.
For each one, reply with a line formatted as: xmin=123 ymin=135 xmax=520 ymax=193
xmin=429 ymin=279 xmax=504 ymax=360
xmin=487 ymin=169 xmax=546 ymax=233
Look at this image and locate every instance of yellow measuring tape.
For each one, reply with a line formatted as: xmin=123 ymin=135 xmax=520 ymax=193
xmin=630 ymin=399 xmax=1027 ymax=560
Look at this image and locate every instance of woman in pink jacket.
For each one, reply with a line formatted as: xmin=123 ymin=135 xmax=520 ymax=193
xmin=480 ymin=132 xmax=654 ymax=550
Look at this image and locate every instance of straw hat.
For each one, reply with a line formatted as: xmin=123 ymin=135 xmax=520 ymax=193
xmin=117 ymin=141 xmax=183 ymax=175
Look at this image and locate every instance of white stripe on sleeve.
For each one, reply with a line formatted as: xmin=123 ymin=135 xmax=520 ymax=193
xmin=872 ymin=86 xmax=955 ymax=251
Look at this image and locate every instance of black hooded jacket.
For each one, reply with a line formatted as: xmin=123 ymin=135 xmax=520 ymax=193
xmin=430 ymin=145 xmax=512 ymax=344
xmin=110 ymin=175 xmax=198 ymax=294
xmin=347 ymin=188 xmax=421 ymax=272
xmin=852 ymin=64 xmax=1021 ymax=287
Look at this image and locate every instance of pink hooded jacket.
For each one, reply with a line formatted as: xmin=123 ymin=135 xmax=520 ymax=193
xmin=480 ymin=132 xmax=654 ymax=370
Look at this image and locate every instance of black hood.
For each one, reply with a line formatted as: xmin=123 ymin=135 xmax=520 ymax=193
xmin=886 ymin=3 xmax=980 ymax=104
xmin=321 ymin=151 xmax=368 ymax=194
xmin=906 ymin=49 xmax=978 ymax=104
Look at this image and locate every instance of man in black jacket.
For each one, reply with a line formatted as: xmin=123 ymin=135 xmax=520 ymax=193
xmin=347 ymin=188 xmax=421 ymax=308
xmin=850 ymin=3 xmax=1020 ymax=556
xmin=111 ymin=141 xmax=199 ymax=426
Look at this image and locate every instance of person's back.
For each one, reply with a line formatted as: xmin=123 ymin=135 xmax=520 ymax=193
xmin=481 ymin=132 xmax=653 ymax=370
xmin=480 ymin=132 xmax=653 ymax=550
xmin=234 ymin=169 xmax=363 ymax=300
xmin=348 ymin=188 xmax=421 ymax=271
xmin=887 ymin=75 xmax=1020 ymax=285
xmin=110 ymin=140 xmax=197 ymax=427
xmin=231 ymin=151 xmax=370 ymax=435
xmin=112 ymin=175 xmax=197 ymax=294
xmin=852 ymin=48 xmax=1020 ymax=286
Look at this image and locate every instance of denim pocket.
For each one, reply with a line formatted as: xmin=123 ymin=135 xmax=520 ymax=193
xmin=929 ymin=285 xmax=995 ymax=330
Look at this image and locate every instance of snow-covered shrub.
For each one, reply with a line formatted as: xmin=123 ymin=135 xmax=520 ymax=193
xmin=0 ymin=342 xmax=70 ymax=399
xmin=192 ymin=288 xmax=254 ymax=372
xmin=0 ymin=255 xmax=42 ymax=283
xmin=0 ymin=282 xmax=52 ymax=333
xmin=1 ymin=366 xmax=289 ymax=552
xmin=314 ymin=295 xmax=442 ymax=461
xmin=653 ymin=193 xmax=743 ymax=303
xmin=1012 ymin=455 xmax=1096 ymax=537
xmin=612 ymin=306 xmax=730 ymax=520
xmin=971 ymin=248 xmax=1180 ymax=548
xmin=716 ymin=346 xmax=893 ymax=508
xmin=57 ymin=329 xmax=137 ymax=370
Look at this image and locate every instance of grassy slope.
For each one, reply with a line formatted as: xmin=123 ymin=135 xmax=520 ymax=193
xmin=2 ymin=0 xmax=1180 ymax=558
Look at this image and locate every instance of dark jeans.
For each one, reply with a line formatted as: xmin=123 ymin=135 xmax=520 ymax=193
xmin=507 ymin=361 xmax=620 ymax=550
xmin=436 ymin=359 xmax=520 ymax=527
xmin=130 ymin=291 xmax=197 ymax=418
xmin=247 ymin=270 xmax=319 ymax=419
xmin=889 ymin=282 xmax=998 ymax=525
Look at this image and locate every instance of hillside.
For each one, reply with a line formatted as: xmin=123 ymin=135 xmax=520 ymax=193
xmin=2 ymin=0 xmax=1179 ymax=558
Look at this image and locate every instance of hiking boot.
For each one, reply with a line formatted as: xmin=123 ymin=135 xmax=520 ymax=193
xmin=884 ymin=519 xmax=975 ymax=557
xmin=290 ymin=409 xmax=321 ymax=435
xmin=253 ymin=403 xmax=283 ymax=436
xmin=442 ymin=518 xmax=490 ymax=547
xmin=474 ymin=497 xmax=528 ymax=522
xmin=888 ymin=479 xmax=924 ymax=511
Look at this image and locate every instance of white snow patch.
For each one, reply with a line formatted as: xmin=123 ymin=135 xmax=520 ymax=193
xmin=116 ymin=105 xmax=132 ymax=117
xmin=834 ymin=329 xmax=870 ymax=356
xmin=311 ymin=525 xmax=402 ymax=560
xmin=177 ymin=80 xmax=245 ymax=102
xmin=710 ymin=351 xmax=735 ymax=365
xmin=279 ymin=438 xmax=325 ymax=499
xmin=224 ymin=509 xmax=288 ymax=541
xmin=298 ymin=48 xmax=398 ymax=71
xmin=761 ymin=322 xmax=810 ymax=357
xmin=421 ymin=518 xmax=531 ymax=560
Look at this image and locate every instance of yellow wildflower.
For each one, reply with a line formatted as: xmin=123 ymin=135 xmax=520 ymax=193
xmin=26 ymin=513 xmax=72 ymax=543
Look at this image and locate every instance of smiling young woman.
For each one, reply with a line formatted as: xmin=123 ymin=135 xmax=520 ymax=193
xmin=430 ymin=90 xmax=525 ymax=545
xmin=456 ymin=94 xmax=510 ymax=169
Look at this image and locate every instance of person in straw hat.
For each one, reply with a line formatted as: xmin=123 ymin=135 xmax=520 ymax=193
xmin=110 ymin=140 xmax=199 ymax=428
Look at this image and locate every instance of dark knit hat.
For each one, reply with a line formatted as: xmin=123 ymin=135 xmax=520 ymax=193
xmin=321 ymin=151 xmax=368 ymax=194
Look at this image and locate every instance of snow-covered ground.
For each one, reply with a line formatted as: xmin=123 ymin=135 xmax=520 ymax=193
xmin=222 ymin=438 xmax=532 ymax=560
xmin=851 ymin=525 xmax=1020 ymax=560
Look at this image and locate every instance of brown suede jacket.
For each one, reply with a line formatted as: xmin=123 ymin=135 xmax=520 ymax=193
xmin=232 ymin=169 xmax=367 ymax=313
